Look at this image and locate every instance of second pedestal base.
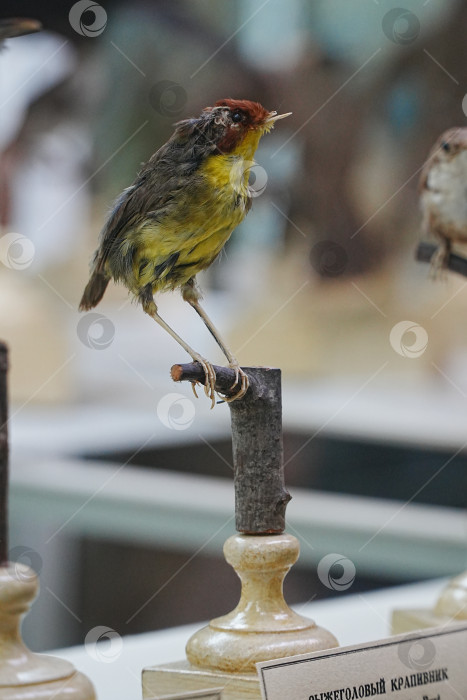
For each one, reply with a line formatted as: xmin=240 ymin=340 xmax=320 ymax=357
xmin=142 ymin=660 xmax=259 ymax=700
xmin=392 ymin=572 xmax=467 ymax=635
xmin=391 ymin=608 xmax=454 ymax=635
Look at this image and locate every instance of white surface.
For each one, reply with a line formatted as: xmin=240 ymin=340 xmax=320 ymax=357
xmin=283 ymin=378 xmax=467 ymax=451
xmin=51 ymin=578 xmax=447 ymax=700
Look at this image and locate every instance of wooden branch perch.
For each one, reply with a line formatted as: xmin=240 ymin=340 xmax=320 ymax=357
xmin=171 ymin=363 xmax=291 ymax=535
xmin=416 ymin=241 xmax=467 ymax=278
xmin=170 ymin=363 xmax=258 ymax=400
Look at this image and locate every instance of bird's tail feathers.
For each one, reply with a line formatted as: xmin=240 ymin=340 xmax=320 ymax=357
xmin=79 ymin=271 xmax=110 ymax=311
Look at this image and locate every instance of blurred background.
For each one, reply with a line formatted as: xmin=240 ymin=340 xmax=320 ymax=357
xmin=1 ymin=0 xmax=467 ymax=652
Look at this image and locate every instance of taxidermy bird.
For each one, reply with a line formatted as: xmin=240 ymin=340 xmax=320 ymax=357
xmin=0 ymin=18 xmax=41 ymax=46
xmin=420 ymin=127 xmax=467 ymax=274
xmin=80 ymin=99 xmax=291 ymax=406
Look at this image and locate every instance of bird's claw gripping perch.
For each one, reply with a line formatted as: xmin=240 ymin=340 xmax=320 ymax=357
xmin=221 ymin=363 xmax=249 ymax=403
xmin=190 ymin=357 xmax=217 ymax=409
xmin=189 ymin=360 xmax=249 ymax=407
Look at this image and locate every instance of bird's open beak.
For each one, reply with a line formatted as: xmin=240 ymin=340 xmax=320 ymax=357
xmin=266 ymin=111 xmax=292 ymax=124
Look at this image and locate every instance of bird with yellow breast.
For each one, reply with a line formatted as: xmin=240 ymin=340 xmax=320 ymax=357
xmin=80 ymin=99 xmax=291 ymax=406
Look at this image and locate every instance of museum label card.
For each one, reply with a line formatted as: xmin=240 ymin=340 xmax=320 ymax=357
xmin=257 ymin=622 xmax=467 ymax=700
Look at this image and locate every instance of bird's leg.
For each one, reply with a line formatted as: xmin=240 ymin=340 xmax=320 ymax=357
xmin=429 ymin=238 xmax=451 ymax=280
xmin=182 ymin=281 xmax=249 ymax=402
xmin=142 ymin=298 xmax=216 ymax=408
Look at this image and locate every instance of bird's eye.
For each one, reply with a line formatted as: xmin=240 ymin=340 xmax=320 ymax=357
xmin=231 ymin=111 xmax=243 ymax=123
xmin=441 ymin=141 xmax=450 ymax=152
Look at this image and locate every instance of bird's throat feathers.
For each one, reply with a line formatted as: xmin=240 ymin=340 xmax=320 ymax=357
xmin=200 ymin=132 xmax=262 ymax=198
xmin=200 ymin=123 xmax=267 ymax=197
xmin=216 ymin=123 xmax=266 ymax=159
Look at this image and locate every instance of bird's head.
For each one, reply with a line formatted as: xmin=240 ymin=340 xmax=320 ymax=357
xmin=432 ymin=127 xmax=467 ymax=162
xmin=419 ymin=126 xmax=467 ymax=194
xmin=172 ymin=99 xmax=291 ymax=165
xmin=205 ymin=99 xmax=291 ymax=158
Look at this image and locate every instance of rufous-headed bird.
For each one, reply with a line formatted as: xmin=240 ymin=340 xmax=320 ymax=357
xmin=80 ymin=99 xmax=291 ymax=406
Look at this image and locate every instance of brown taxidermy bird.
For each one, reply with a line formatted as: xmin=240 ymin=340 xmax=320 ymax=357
xmin=80 ymin=99 xmax=291 ymax=406
xmin=0 ymin=18 xmax=41 ymax=46
xmin=420 ymin=127 xmax=467 ymax=274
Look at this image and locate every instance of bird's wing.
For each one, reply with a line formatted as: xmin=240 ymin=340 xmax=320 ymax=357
xmin=91 ymin=186 xmax=139 ymax=274
xmin=92 ymin=168 xmax=181 ymax=274
xmin=91 ymin=117 xmax=218 ymax=276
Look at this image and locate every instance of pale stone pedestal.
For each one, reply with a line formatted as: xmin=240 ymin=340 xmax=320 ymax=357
xmin=143 ymin=534 xmax=337 ymax=699
xmin=0 ymin=564 xmax=95 ymax=700
xmin=392 ymin=571 xmax=467 ymax=635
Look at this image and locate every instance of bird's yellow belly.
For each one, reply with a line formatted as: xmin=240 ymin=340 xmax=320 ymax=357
xmin=128 ymin=154 xmax=250 ymax=293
